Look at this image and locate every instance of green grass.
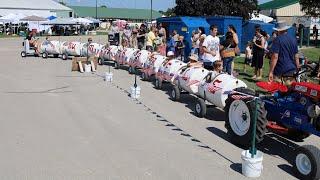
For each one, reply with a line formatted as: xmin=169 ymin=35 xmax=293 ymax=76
xmin=234 ymin=47 xmax=320 ymax=90
xmin=301 ymin=48 xmax=320 ymax=62
xmin=96 ymin=31 xmax=108 ymax=36
xmin=0 ymin=34 xmax=10 ymax=38
xmin=0 ymin=34 xmax=20 ymax=38
xmin=234 ymin=57 xmax=269 ymax=91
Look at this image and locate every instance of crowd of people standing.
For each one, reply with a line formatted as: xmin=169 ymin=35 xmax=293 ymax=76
xmin=108 ymin=20 xmax=302 ymax=83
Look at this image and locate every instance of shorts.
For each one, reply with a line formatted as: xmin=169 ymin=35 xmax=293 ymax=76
xmin=203 ymin=62 xmax=214 ymax=70
xmin=244 ymin=58 xmax=252 ymax=65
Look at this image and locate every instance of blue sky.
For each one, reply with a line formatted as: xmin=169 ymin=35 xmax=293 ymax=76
xmin=57 ymin=0 xmax=271 ymax=11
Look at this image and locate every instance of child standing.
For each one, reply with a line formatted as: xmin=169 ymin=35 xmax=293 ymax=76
xmin=244 ymin=42 xmax=253 ymax=73
xmin=176 ymin=36 xmax=185 ymax=62
xmin=158 ymin=38 xmax=167 ymax=56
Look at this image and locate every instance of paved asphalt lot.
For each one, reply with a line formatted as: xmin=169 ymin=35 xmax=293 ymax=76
xmin=0 ymin=36 xmax=318 ymax=180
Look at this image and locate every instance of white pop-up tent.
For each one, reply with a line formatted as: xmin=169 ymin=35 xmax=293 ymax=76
xmin=250 ymin=13 xmax=274 ymax=23
xmin=72 ymin=17 xmax=93 ymax=25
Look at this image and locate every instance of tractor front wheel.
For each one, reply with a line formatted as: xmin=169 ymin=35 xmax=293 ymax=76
xmin=293 ymin=145 xmax=320 ymax=180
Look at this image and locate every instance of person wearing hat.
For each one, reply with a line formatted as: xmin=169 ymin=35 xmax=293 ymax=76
xmin=162 ymin=51 xmax=176 ymax=66
xmin=268 ymin=21 xmax=299 ymax=84
xmin=167 ymin=51 xmax=175 ymax=60
xmin=187 ymin=54 xmax=202 ymax=68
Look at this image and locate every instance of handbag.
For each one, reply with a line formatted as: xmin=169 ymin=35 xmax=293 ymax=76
xmin=221 ymin=44 xmax=235 ymax=58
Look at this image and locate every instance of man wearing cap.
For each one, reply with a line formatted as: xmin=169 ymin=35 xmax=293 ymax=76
xmin=268 ymin=21 xmax=299 ymax=84
xmin=162 ymin=51 xmax=175 ymax=66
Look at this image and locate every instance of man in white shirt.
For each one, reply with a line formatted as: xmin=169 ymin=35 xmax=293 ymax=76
xmin=202 ymin=25 xmax=220 ymax=70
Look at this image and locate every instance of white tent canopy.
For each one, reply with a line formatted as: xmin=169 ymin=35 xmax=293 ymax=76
xmin=0 ymin=9 xmax=55 ymax=18
xmin=41 ymin=17 xmax=77 ymax=25
xmin=85 ymin=17 xmax=101 ymax=23
xmin=72 ymin=17 xmax=93 ymax=25
xmin=250 ymin=13 xmax=274 ymax=23
xmin=0 ymin=13 xmax=26 ymax=23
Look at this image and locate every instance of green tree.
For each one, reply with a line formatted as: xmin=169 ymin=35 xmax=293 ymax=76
xmin=300 ymin=0 xmax=320 ymax=17
xmin=159 ymin=8 xmax=176 ymax=17
xmin=174 ymin=0 xmax=258 ymax=20
xmin=100 ymin=5 xmax=107 ymax=8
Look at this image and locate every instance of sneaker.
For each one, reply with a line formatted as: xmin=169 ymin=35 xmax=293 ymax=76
xmin=252 ymin=75 xmax=257 ymax=79
xmin=256 ymin=76 xmax=262 ymax=80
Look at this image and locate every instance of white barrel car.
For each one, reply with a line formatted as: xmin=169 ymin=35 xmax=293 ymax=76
xmin=40 ymin=40 xmax=63 ymax=58
xmin=81 ymin=43 xmax=103 ymax=58
xmin=141 ymin=54 xmax=166 ymax=81
xmin=61 ymin=41 xmax=84 ymax=60
xmin=170 ymin=66 xmax=209 ymax=101
xmin=194 ymin=73 xmax=247 ymax=117
xmin=155 ymin=59 xmax=186 ymax=89
xmin=128 ymin=50 xmax=150 ymax=74
xmin=114 ymin=48 xmax=139 ymax=69
xmin=98 ymin=45 xmax=119 ymax=65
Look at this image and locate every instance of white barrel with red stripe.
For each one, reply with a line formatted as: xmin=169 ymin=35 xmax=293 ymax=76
xmin=143 ymin=54 xmax=166 ymax=76
xmin=177 ymin=66 xmax=209 ymax=95
xmin=100 ymin=45 xmax=118 ymax=60
xmin=157 ymin=59 xmax=186 ymax=83
xmin=128 ymin=50 xmax=150 ymax=68
xmin=198 ymin=73 xmax=247 ymax=108
xmin=108 ymin=46 xmax=120 ymax=61
xmin=115 ymin=48 xmax=138 ymax=65
xmin=40 ymin=40 xmax=61 ymax=54
xmin=81 ymin=43 xmax=103 ymax=57
xmin=61 ymin=41 xmax=84 ymax=56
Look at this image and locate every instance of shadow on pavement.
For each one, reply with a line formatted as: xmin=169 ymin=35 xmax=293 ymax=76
xmin=207 ymin=126 xmax=300 ymax=178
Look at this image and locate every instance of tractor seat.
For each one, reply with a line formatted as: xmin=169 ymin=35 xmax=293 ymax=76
xmin=256 ymin=81 xmax=288 ymax=93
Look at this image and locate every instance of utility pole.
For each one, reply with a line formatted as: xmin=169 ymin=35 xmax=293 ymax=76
xmin=151 ymin=0 xmax=153 ymax=21
xmin=96 ymin=0 xmax=98 ymax=19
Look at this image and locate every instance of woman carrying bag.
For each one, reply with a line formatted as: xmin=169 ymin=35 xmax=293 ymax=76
xmin=220 ymin=32 xmax=236 ymax=75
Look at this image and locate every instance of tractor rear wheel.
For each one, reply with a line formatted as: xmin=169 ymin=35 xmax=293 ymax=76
xmin=225 ymin=95 xmax=267 ymax=147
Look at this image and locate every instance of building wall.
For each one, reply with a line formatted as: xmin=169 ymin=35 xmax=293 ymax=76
xmin=277 ymin=16 xmax=295 ymax=25
xmin=55 ymin=10 xmax=73 ymax=18
xmin=276 ymin=3 xmax=305 ymax=17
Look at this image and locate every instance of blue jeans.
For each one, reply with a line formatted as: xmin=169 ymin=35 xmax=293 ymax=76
xmin=223 ymin=57 xmax=234 ymax=75
xmin=191 ymin=48 xmax=199 ymax=55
